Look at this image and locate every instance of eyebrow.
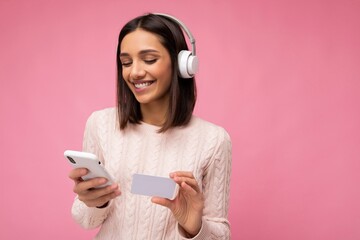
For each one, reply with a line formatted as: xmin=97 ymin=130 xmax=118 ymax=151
xmin=120 ymin=49 xmax=160 ymax=57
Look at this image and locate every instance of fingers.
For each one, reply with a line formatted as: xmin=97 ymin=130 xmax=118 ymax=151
xmin=180 ymin=181 xmax=198 ymax=196
xmin=93 ymin=192 xmax=116 ymax=207
xmin=151 ymin=197 xmax=172 ymax=209
xmin=83 ymin=188 xmax=121 ymax=208
xmin=73 ymin=177 xmax=109 ymax=194
xmin=69 ymin=168 xmax=121 ymax=207
xmin=78 ymin=183 xmax=121 ymax=202
xmin=68 ymin=168 xmax=88 ymax=183
xmin=170 ymin=171 xmax=194 ymax=178
xmin=170 ymin=171 xmax=200 ymax=193
xmin=77 ymin=183 xmax=119 ymax=200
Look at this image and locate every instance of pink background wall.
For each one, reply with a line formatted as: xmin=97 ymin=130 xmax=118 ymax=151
xmin=1 ymin=0 xmax=359 ymax=239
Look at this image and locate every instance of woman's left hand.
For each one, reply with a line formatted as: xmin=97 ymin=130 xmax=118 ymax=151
xmin=151 ymin=171 xmax=204 ymax=237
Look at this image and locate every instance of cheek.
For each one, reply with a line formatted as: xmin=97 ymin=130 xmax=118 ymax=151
xmin=159 ymin=63 xmax=172 ymax=84
xmin=121 ymin=69 xmax=132 ymax=89
xmin=122 ymin=68 xmax=129 ymax=80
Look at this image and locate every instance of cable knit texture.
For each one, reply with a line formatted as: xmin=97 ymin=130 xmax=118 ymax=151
xmin=71 ymin=107 xmax=232 ymax=240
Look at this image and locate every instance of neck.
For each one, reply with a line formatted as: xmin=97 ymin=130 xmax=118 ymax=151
xmin=140 ymin=101 xmax=168 ymax=126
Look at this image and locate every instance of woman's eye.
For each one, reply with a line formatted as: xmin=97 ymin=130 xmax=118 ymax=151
xmin=144 ymin=59 xmax=157 ymax=64
xmin=121 ymin=62 xmax=132 ymax=67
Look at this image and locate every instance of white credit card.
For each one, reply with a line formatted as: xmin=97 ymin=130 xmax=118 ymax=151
xmin=131 ymin=173 xmax=179 ymax=200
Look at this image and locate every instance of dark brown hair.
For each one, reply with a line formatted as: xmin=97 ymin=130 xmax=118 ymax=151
xmin=116 ymin=13 xmax=197 ymax=132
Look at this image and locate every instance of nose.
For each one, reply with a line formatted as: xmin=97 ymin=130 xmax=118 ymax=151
xmin=130 ymin=61 xmax=146 ymax=80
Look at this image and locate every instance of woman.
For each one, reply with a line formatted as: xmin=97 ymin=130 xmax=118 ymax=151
xmin=69 ymin=13 xmax=232 ymax=239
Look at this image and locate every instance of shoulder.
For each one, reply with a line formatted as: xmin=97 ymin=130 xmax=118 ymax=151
xmin=187 ymin=116 xmax=232 ymax=168
xmin=87 ymin=107 xmax=116 ymax=123
xmin=85 ymin=107 xmax=117 ymax=130
xmin=184 ymin=115 xmax=232 ymax=158
xmin=88 ymin=107 xmax=116 ymax=119
xmin=189 ymin=115 xmax=231 ymax=143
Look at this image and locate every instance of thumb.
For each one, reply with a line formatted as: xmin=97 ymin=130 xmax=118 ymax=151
xmin=151 ymin=197 xmax=173 ymax=209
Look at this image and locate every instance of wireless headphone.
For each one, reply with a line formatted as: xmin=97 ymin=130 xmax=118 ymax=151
xmin=154 ymin=13 xmax=199 ymax=79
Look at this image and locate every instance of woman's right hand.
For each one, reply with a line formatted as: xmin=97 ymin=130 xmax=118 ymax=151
xmin=68 ymin=168 xmax=121 ymax=208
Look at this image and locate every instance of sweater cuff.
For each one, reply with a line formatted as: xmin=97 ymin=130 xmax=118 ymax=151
xmin=72 ymin=197 xmax=112 ymax=229
xmin=177 ymin=220 xmax=210 ymax=240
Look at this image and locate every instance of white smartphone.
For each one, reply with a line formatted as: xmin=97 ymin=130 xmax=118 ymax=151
xmin=64 ymin=150 xmax=115 ymax=188
xmin=131 ymin=173 xmax=179 ymax=200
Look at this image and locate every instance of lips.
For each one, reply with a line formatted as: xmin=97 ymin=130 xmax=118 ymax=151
xmin=132 ymin=80 xmax=155 ymax=89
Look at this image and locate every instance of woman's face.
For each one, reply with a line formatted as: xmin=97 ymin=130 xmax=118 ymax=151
xmin=120 ymin=29 xmax=172 ymax=107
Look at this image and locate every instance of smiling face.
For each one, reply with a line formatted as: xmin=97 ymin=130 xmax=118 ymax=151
xmin=120 ymin=29 xmax=173 ymax=108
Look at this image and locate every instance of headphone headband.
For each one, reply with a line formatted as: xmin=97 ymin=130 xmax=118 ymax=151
xmin=152 ymin=13 xmax=198 ymax=78
xmin=153 ymin=13 xmax=196 ymax=56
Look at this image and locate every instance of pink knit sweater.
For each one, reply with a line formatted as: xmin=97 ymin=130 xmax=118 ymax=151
xmin=71 ymin=108 xmax=232 ymax=239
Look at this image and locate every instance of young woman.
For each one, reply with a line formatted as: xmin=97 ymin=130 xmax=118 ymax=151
xmin=68 ymin=13 xmax=232 ymax=239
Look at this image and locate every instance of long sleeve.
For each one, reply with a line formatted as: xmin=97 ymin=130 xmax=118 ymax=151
xmin=201 ymin=128 xmax=232 ymax=239
xmin=68 ymin=109 xmax=232 ymax=239
xmin=179 ymin=127 xmax=232 ymax=240
xmin=71 ymin=112 xmax=112 ymax=229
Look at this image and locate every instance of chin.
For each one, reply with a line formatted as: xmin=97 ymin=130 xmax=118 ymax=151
xmin=134 ymin=96 xmax=152 ymax=104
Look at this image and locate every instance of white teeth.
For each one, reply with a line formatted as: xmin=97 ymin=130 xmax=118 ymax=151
xmin=134 ymin=82 xmax=152 ymax=89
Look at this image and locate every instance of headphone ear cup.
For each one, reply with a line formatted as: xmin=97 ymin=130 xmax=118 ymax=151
xmin=187 ymin=54 xmax=199 ymax=76
xmin=178 ymin=50 xmax=198 ymax=78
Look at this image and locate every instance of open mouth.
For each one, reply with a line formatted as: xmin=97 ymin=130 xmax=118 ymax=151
xmin=133 ymin=81 xmax=155 ymax=89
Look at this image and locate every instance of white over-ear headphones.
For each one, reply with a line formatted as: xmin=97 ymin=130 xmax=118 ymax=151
xmin=154 ymin=13 xmax=199 ymax=79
